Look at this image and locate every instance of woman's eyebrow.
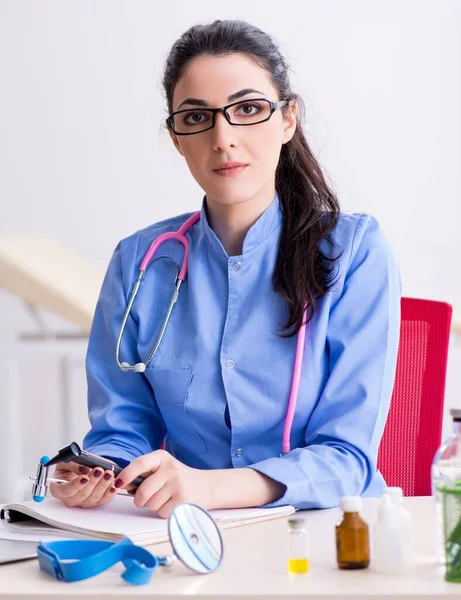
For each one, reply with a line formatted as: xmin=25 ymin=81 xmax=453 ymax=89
xmin=176 ymin=88 xmax=264 ymax=110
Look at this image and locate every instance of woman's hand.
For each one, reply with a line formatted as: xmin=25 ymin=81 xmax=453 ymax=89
xmin=49 ymin=461 xmax=118 ymax=508
xmin=114 ymin=450 xmax=213 ymax=518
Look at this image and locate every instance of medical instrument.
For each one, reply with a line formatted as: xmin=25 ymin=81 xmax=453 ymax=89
xmin=37 ymin=502 xmax=223 ymax=584
xmin=287 ymin=517 xmax=309 ymax=574
xmin=38 ymin=538 xmax=157 ymax=585
xmin=30 ymin=442 xmax=145 ymax=502
xmin=115 ymin=211 xmax=307 ymax=455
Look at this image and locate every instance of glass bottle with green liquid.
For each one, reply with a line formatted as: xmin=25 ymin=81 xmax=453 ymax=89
xmin=431 ymin=408 xmax=461 ymax=564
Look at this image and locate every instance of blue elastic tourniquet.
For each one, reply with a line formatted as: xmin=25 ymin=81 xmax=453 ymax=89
xmin=37 ymin=537 xmax=158 ymax=585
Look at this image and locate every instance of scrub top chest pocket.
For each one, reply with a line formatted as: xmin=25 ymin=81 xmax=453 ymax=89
xmin=145 ymin=367 xmax=208 ymax=456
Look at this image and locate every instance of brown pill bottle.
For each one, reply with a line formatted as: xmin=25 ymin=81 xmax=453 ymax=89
xmin=335 ymin=496 xmax=370 ymax=569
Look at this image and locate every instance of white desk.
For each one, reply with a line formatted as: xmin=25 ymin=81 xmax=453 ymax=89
xmin=0 ymin=497 xmax=459 ymax=599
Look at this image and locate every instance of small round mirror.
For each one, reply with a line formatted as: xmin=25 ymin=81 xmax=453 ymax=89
xmin=168 ymin=503 xmax=223 ymax=574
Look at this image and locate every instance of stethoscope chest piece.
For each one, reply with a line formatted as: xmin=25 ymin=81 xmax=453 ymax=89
xmin=37 ymin=502 xmax=223 ymax=584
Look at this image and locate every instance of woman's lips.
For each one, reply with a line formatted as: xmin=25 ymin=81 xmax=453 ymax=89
xmin=213 ymin=165 xmax=248 ymax=177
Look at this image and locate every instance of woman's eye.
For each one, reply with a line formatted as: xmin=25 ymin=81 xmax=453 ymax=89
xmin=183 ymin=111 xmax=209 ymax=125
xmin=236 ymin=102 xmax=261 ymax=115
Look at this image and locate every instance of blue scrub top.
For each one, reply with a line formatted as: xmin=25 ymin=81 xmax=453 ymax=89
xmin=83 ymin=191 xmax=401 ymax=509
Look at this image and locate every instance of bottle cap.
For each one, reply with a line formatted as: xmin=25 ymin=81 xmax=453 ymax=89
xmin=378 ymin=492 xmax=397 ymax=521
xmin=340 ymin=496 xmax=362 ymax=512
xmin=385 ymin=486 xmax=403 ymax=504
xmin=450 ymin=408 xmax=461 ymax=422
xmin=288 ymin=517 xmax=305 ymax=529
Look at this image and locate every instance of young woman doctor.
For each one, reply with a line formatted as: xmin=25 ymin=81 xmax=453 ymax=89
xmin=51 ymin=20 xmax=401 ymax=518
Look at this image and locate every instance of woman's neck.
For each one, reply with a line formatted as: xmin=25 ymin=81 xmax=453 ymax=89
xmin=205 ymin=187 xmax=276 ymax=257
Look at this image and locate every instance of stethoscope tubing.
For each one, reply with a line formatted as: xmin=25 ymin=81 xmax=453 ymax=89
xmin=115 ymin=210 xmax=307 ymax=454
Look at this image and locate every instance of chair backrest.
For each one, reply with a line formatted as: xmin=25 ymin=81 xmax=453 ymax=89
xmin=377 ymin=297 xmax=452 ymax=496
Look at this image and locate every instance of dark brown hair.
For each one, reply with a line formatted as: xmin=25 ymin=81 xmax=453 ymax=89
xmin=162 ymin=20 xmax=341 ymax=337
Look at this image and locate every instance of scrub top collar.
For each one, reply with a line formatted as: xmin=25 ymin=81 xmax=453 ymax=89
xmin=199 ymin=191 xmax=283 ymax=258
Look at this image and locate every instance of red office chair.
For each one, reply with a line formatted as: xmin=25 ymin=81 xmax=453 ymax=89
xmin=377 ymin=297 xmax=453 ymax=496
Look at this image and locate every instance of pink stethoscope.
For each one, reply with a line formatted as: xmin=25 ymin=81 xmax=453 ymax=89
xmin=115 ymin=212 xmax=307 ymax=454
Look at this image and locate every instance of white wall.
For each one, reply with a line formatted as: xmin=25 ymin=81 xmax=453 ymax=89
xmin=1 ymin=0 xmax=460 ymax=501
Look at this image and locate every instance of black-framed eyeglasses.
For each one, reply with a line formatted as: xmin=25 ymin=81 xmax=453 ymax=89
xmin=166 ymin=98 xmax=288 ymax=136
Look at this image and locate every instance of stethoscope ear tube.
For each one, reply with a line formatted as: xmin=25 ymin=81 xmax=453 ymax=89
xmin=115 ymin=215 xmax=197 ymax=373
xmin=116 ymin=257 xmax=183 ymax=372
xmin=143 ymin=277 xmax=182 ymax=366
xmin=116 ymin=271 xmax=145 ymax=371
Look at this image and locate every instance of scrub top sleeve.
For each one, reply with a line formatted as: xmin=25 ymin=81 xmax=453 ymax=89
xmin=249 ymin=215 xmax=401 ymax=509
xmin=82 ymin=239 xmax=166 ymax=464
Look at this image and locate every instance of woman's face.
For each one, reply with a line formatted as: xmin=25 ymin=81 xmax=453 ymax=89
xmin=169 ymin=53 xmax=297 ymax=208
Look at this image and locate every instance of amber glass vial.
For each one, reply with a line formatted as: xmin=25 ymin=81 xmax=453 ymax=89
xmin=335 ymin=496 xmax=370 ymax=569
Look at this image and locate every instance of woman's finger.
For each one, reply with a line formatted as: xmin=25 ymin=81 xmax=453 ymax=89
xmin=76 ymin=464 xmax=91 ymax=475
xmin=156 ymin=497 xmax=178 ymax=520
xmin=96 ymin=482 xmax=119 ymax=507
xmin=54 ymin=461 xmax=90 ymax=477
xmin=145 ymin=485 xmax=172 ymax=514
xmin=80 ymin=470 xmax=115 ymax=507
xmin=64 ymin=478 xmax=97 ymax=507
xmin=133 ymin=473 xmax=166 ymax=509
xmin=115 ymin=451 xmax=165 ymax=490
xmin=49 ymin=475 xmax=91 ymax=500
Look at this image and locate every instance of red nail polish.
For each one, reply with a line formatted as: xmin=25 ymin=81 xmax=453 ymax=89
xmin=80 ymin=477 xmax=89 ymax=484
xmin=110 ymin=487 xmax=116 ymax=493
xmin=114 ymin=479 xmax=123 ymax=488
xmin=93 ymin=469 xmax=102 ymax=478
xmin=103 ymin=472 xmax=111 ymax=481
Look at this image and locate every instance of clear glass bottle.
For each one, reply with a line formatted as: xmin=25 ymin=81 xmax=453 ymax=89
xmin=287 ymin=517 xmax=309 ymax=574
xmin=431 ymin=408 xmax=461 ymax=563
xmin=335 ymin=496 xmax=370 ymax=569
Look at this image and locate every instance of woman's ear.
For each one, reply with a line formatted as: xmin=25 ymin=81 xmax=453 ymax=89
xmin=168 ymin=129 xmax=184 ymax=156
xmin=282 ymin=100 xmax=298 ymax=144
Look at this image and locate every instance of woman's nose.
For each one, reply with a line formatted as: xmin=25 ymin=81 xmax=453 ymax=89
xmin=211 ymin=111 xmax=238 ymax=151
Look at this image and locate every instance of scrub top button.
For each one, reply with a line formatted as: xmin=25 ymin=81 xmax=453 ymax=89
xmin=225 ymin=359 xmax=235 ymax=369
xmin=235 ymin=448 xmax=243 ymax=457
xmin=232 ymin=262 xmax=242 ymax=271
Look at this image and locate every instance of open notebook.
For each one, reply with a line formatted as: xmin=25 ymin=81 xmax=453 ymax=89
xmin=0 ymin=496 xmax=295 ymax=546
